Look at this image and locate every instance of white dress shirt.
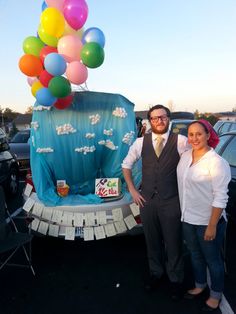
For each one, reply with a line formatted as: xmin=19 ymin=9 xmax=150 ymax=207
xmin=177 ymin=148 xmax=231 ymax=225
xmin=122 ymin=131 xmax=189 ymax=169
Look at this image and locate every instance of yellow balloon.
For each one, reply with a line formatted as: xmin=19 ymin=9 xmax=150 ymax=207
xmin=38 ymin=24 xmax=58 ymax=47
xmin=40 ymin=7 xmax=65 ymax=38
xmin=31 ymin=80 xmax=43 ymax=97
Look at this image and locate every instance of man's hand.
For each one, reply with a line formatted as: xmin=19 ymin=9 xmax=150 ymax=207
xmin=130 ymin=187 xmax=146 ymax=207
xmin=122 ymin=167 xmax=146 ymax=207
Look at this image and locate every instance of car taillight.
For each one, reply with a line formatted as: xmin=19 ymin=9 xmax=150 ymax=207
xmin=134 ymin=215 xmax=142 ymax=225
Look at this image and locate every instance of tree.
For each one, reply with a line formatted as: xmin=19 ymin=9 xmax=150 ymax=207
xmin=8 ymin=122 xmax=18 ymax=139
xmin=206 ymin=115 xmax=218 ymax=126
xmin=167 ymin=99 xmax=175 ymax=112
xmin=25 ymin=106 xmax=33 ymax=114
xmin=195 ymin=112 xmax=218 ymax=126
xmin=2 ymin=107 xmax=19 ymax=122
xmin=194 ymin=109 xmax=200 ymax=119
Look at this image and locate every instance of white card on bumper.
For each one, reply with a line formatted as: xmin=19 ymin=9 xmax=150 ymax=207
xmin=124 ymin=215 xmax=137 ymax=230
xmin=94 ymin=226 xmax=106 ymax=240
xmin=112 ymin=208 xmax=123 ymax=222
xmin=83 ymin=227 xmax=94 ymax=241
xmin=129 ymin=203 xmax=140 ymax=217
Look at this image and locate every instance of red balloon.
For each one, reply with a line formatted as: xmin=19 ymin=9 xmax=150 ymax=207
xmin=54 ymin=93 xmax=73 ymax=109
xmin=39 ymin=69 xmax=54 ymax=87
xmin=40 ymin=46 xmax=58 ymax=63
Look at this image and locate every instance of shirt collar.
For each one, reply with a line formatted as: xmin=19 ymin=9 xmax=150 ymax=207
xmin=152 ymin=131 xmax=169 ymax=141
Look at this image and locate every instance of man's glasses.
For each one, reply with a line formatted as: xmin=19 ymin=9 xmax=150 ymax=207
xmin=150 ymin=115 xmax=168 ymax=122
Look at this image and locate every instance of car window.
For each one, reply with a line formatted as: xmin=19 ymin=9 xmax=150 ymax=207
xmin=215 ymin=134 xmax=232 ymax=154
xmin=10 ymin=131 xmax=30 ymax=143
xmin=229 ymin=123 xmax=236 ymax=132
xmin=220 ymin=135 xmax=236 ymax=167
xmin=213 ymin=121 xmax=223 ymax=132
xmin=170 ymin=122 xmax=190 ymax=137
xmin=218 ymin=123 xmax=231 ymax=135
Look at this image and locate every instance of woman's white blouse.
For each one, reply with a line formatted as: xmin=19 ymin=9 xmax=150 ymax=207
xmin=177 ymin=148 xmax=231 ymax=225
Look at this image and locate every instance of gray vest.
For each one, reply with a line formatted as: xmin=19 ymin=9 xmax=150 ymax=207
xmin=141 ymin=133 xmax=180 ymax=200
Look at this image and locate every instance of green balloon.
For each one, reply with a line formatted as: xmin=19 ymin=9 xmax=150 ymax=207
xmin=23 ymin=36 xmax=45 ymax=57
xmin=81 ymin=42 xmax=105 ymax=68
xmin=48 ymin=76 xmax=71 ymax=98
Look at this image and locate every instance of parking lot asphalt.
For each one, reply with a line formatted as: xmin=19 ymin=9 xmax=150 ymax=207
xmin=1 ymin=185 xmax=235 ymax=314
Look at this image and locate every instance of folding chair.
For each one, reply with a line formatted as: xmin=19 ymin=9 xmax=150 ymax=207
xmin=0 ymin=186 xmax=35 ymax=275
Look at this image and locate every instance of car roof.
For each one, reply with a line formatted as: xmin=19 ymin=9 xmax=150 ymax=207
xmin=170 ymin=119 xmax=194 ymax=123
xmin=219 ymin=130 xmax=236 ymax=136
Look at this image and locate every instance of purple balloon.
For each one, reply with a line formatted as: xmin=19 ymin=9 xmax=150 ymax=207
xmin=63 ymin=0 xmax=88 ymax=31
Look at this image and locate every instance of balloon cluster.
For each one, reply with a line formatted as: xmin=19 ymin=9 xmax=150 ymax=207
xmin=19 ymin=0 xmax=106 ymax=110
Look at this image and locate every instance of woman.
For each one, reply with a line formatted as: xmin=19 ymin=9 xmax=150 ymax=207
xmin=177 ymin=119 xmax=231 ymax=311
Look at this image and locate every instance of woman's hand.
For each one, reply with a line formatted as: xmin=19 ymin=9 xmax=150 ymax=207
xmin=204 ymin=224 xmax=217 ymax=241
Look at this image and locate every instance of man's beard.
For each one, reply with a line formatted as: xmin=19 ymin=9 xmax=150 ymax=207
xmin=152 ymin=122 xmax=169 ymax=134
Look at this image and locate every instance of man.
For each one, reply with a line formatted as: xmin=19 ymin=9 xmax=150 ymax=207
xmin=122 ymin=105 xmax=189 ymax=299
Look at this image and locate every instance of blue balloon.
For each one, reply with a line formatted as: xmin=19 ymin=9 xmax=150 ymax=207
xmin=36 ymin=88 xmax=57 ymax=107
xmin=44 ymin=53 xmax=67 ymax=76
xmin=82 ymin=27 xmax=105 ymax=48
xmin=41 ymin=1 xmax=48 ymax=11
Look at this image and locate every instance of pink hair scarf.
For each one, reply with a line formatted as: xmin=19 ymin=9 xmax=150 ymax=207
xmin=198 ymin=119 xmax=220 ymax=148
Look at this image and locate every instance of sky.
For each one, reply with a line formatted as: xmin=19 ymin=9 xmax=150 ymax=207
xmin=0 ymin=0 xmax=235 ymax=114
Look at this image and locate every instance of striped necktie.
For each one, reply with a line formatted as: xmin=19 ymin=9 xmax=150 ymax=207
xmin=155 ymin=135 xmax=164 ymax=157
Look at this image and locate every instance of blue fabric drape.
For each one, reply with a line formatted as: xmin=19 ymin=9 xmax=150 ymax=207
xmin=30 ymin=91 xmax=141 ymax=206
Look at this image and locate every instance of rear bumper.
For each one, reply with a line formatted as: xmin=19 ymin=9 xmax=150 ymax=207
xmin=23 ymin=191 xmax=143 ymax=240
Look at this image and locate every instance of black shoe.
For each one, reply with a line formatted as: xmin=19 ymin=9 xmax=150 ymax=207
xmin=184 ymin=287 xmax=209 ymax=300
xmin=170 ymin=282 xmax=184 ymax=301
xmin=201 ymin=303 xmax=220 ymax=312
xmin=144 ymin=275 xmax=162 ymax=292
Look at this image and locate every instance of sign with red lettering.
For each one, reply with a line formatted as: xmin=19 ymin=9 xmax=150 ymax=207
xmin=95 ymin=178 xmax=121 ymax=197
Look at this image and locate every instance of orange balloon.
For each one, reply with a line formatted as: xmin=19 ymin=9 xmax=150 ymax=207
xmin=19 ymin=54 xmax=44 ymax=77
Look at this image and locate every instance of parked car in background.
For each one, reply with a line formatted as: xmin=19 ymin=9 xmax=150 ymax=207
xmin=213 ymin=121 xmax=224 ymax=134
xmin=0 ymin=127 xmax=19 ymax=196
xmin=138 ymin=112 xmax=195 ymax=136
xmin=170 ymin=111 xmax=194 ymax=120
xmin=215 ymin=131 xmax=236 ymax=223
xmin=169 ymin=119 xmax=195 ymax=137
xmin=9 ymin=129 xmax=30 ymax=175
xmin=169 ymin=111 xmax=195 ymax=137
xmin=213 ymin=121 xmax=236 ymax=136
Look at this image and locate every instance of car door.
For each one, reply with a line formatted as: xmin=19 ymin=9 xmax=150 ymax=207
xmin=217 ymin=134 xmax=236 ymax=221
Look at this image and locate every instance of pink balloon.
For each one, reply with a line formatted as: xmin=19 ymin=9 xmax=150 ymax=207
xmin=66 ymin=61 xmax=88 ymax=85
xmin=57 ymin=35 xmax=83 ymax=62
xmin=46 ymin=0 xmax=64 ymax=11
xmin=63 ymin=0 xmax=88 ymax=30
xmin=27 ymin=76 xmax=38 ymax=86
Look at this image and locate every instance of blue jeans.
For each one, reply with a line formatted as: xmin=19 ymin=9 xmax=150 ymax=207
xmin=182 ymin=218 xmax=226 ymax=300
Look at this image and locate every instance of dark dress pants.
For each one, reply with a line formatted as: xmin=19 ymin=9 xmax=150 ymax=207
xmin=140 ymin=194 xmax=184 ymax=283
